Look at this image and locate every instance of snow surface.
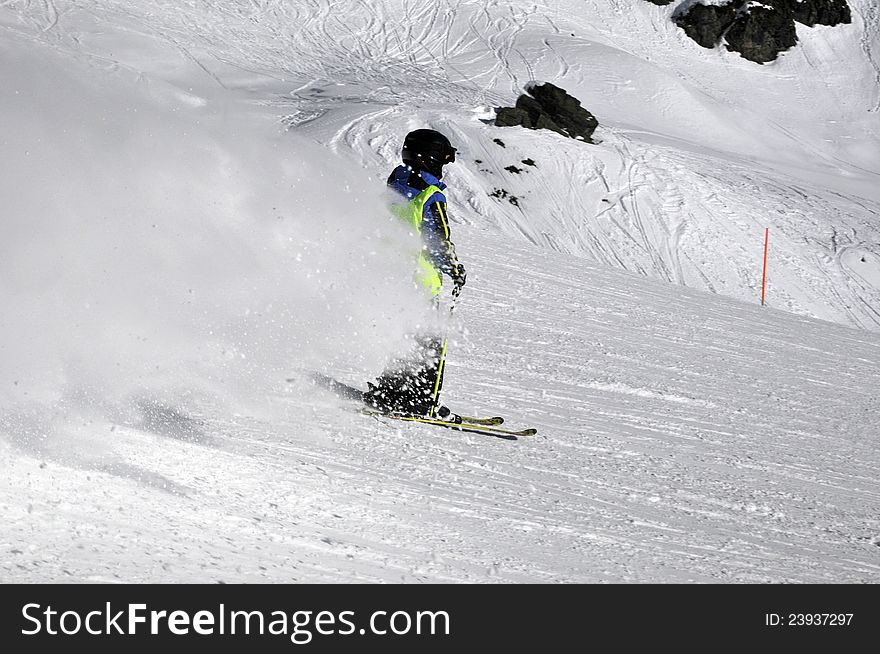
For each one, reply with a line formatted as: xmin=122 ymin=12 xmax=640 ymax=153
xmin=1 ymin=0 xmax=879 ymax=582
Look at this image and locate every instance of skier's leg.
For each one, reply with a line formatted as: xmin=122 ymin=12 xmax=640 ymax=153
xmin=423 ymin=293 xmax=447 ymax=418
xmin=426 ymin=335 xmax=447 ymax=418
xmin=363 ymin=291 xmax=452 ymax=417
xmin=364 ymin=336 xmax=439 ymax=415
xmin=364 ymin=368 xmax=418 ymax=413
xmin=407 ymin=334 xmax=457 ymax=421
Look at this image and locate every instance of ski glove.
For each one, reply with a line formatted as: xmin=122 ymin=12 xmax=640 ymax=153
xmin=451 ymin=263 xmax=466 ymax=297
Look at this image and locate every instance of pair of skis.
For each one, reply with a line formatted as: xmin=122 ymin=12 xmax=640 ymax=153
xmin=362 ymin=410 xmax=536 ymax=441
xmin=305 ymin=373 xmax=536 ymax=441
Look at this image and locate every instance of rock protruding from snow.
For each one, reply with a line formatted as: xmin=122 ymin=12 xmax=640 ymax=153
xmin=766 ymin=0 xmax=852 ymax=26
xmin=672 ymin=0 xmax=851 ymax=63
xmin=673 ymin=2 xmax=740 ymax=49
xmin=725 ymin=5 xmax=799 ymax=63
xmin=495 ymin=82 xmax=598 ymax=143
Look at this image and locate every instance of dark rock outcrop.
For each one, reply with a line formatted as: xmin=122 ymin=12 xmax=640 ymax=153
xmin=673 ymin=2 xmax=741 ymax=49
xmin=725 ymin=5 xmax=799 ymax=63
xmin=495 ymin=82 xmax=598 ymax=143
xmin=761 ymin=0 xmax=852 ymax=26
xmin=643 ymin=0 xmax=675 ymax=5
xmin=794 ymin=0 xmax=851 ymax=26
xmin=672 ymin=0 xmax=850 ymax=64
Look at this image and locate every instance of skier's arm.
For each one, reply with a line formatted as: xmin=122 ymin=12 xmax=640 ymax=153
xmin=423 ymin=200 xmax=466 ymax=291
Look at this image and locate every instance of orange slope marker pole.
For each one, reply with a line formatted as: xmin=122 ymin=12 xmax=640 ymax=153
xmin=761 ymin=228 xmax=769 ymax=306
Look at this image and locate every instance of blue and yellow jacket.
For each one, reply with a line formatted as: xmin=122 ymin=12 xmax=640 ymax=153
xmin=387 ymin=164 xmax=463 ymax=296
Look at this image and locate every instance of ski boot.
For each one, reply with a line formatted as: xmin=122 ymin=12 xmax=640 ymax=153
xmin=432 ymin=405 xmax=462 ymax=424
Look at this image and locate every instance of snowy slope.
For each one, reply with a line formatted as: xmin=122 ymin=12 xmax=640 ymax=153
xmin=1 ymin=1 xmax=879 ymax=583
xmin=4 ymin=226 xmax=880 ymax=583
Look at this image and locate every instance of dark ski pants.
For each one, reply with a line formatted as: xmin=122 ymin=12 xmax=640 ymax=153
xmin=364 ymin=334 xmax=446 ymax=416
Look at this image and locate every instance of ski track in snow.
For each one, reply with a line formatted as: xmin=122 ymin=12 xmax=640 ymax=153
xmin=2 ymin=0 xmax=880 ymax=583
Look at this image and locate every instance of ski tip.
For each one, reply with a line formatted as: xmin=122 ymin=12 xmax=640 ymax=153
xmin=459 ymin=415 xmax=505 ymax=426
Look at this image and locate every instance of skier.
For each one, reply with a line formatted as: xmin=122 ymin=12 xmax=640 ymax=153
xmin=362 ymin=128 xmax=467 ymax=422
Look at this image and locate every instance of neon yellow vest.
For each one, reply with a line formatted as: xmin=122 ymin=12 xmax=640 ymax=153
xmin=393 ymin=185 xmax=443 ymax=296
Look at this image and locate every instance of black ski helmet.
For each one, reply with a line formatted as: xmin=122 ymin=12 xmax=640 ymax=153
xmin=401 ymin=129 xmax=456 ymax=176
